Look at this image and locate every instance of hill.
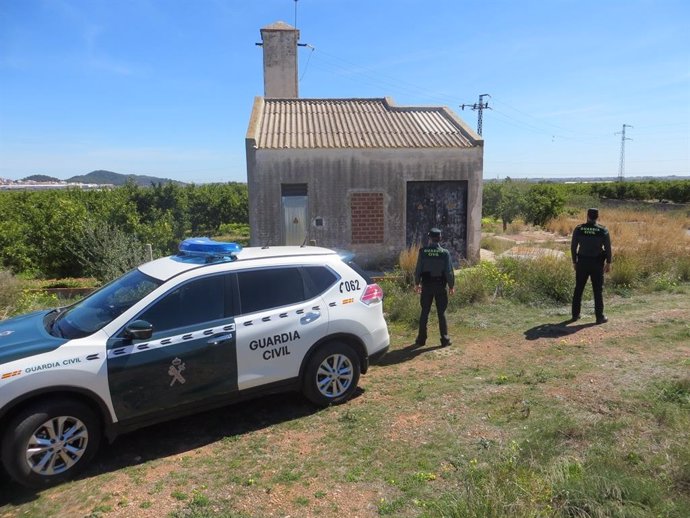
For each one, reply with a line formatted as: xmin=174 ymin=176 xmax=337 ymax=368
xmin=22 ymin=174 xmax=62 ymax=182
xmin=66 ymin=170 xmax=185 ymax=187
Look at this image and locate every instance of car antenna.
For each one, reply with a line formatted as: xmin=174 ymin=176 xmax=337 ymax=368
xmin=301 ymin=233 xmax=310 ymax=247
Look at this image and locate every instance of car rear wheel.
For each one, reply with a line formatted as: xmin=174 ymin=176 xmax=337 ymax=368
xmin=303 ymin=341 xmax=361 ymax=406
xmin=1 ymin=399 xmax=101 ymax=488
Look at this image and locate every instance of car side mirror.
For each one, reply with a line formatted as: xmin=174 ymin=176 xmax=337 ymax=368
xmin=124 ymin=320 xmax=154 ymax=340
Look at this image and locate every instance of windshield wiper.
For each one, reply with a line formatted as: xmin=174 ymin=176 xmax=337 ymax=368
xmin=46 ymin=308 xmax=66 ymax=337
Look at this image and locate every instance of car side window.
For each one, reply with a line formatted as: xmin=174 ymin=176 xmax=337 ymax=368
xmin=138 ymin=275 xmax=225 ymax=333
xmin=237 ymin=267 xmax=304 ymax=314
xmin=303 ymin=266 xmax=338 ymax=298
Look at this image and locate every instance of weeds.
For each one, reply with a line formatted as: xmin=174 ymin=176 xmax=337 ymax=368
xmin=497 ymin=255 xmax=573 ymax=305
xmin=655 ymin=378 xmax=690 ymax=407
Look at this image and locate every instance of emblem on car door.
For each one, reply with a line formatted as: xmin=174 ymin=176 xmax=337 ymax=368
xmin=168 ymin=357 xmax=186 ymax=386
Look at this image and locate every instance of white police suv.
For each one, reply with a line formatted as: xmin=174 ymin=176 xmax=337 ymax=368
xmin=0 ymin=239 xmax=389 ymax=487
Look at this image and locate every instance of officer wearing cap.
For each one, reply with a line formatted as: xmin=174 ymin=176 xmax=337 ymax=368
xmin=414 ymin=227 xmax=455 ymax=347
xmin=571 ymin=208 xmax=612 ymax=324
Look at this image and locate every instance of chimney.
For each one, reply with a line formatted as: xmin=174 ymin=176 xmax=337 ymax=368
xmin=260 ymin=22 xmax=299 ymax=98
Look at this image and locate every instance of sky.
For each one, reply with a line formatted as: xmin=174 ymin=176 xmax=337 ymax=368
xmin=1 ymin=0 xmax=688 ymax=183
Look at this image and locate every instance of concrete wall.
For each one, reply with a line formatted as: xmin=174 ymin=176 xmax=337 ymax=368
xmin=260 ymin=25 xmax=299 ymax=98
xmin=246 ymin=146 xmax=483 ymax=268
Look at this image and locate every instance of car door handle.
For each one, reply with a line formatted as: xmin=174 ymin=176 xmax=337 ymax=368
xmin=300 ymin=311 xmax=321 ymax=325
xmin=207 ymin=333 xmax=233 ymax=346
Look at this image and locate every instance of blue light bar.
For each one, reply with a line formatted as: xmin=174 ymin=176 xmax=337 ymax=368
xmin=178 ymin=237 xmax=242 ymax=259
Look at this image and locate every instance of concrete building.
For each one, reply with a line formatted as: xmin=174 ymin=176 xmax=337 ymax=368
xmin=246 ymin=22 xmax=483 ymax=268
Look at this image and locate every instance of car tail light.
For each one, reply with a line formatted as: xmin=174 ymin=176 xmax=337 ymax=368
xmin=360 ymin=283 xmax=383 ymax=305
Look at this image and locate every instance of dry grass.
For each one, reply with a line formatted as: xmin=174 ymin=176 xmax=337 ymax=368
xmin=506 ymin=219 xmax=529 ymax=234
xmin=546 ymin=208 xmax=690 ymax=283
xmin=398 ymin=244 xmax=420 ymax=285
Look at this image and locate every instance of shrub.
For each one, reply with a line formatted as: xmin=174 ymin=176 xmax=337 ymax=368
xmin=450 ymin=262 xmax=515 ymax=309
xmin=12 ymin=291 xmax=60 ymax=317
xmin=0 ymin=269 xmax=22 ymax=319
xmin=498 ymin=255 xmax=574 ymax=305
xmin=506 ymin=219 xmax=528 ymax=235
xmin=674 ymin=255 xmax=690 ymax=282
xmin=379 ymin=279 xmax=419 ymax=328
xmin=607 ymin=252 xmax=641 ymax=288
xmin=69 ymin=222 xmax=151 ymax=283
xmin=215 ymin=223 xmax=250 ymax=246
xmin=481 ymin=217 xmax=503 ymax=234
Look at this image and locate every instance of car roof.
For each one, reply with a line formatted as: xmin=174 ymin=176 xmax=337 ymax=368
xmin=138 ymin=245 xmax=339 ymax=282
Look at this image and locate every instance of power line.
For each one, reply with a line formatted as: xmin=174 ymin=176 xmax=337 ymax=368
xmin=460 ymin=94 xmax=491 ymax=136
xmin=615 ymin=124 xmax=633 ymax=181
xmin=294 ymin=47 xmax=688 ymax=152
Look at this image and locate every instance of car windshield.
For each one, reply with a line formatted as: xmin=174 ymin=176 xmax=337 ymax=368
xmin=50 ymin=269 xmax=162 ymax=339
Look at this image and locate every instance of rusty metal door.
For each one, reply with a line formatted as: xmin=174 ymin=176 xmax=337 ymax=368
xmin=406 ymin=181 xmax=467 ymax=265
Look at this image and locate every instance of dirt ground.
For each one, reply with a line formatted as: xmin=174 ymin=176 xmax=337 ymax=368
xmin=129 ymin=306 xmax=689 ymax=518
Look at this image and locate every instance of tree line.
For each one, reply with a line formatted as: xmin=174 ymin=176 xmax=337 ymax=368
xmin=1 ymin=178 xmax=687 ymax=280
xmin=482 ymin=178 xmax=690 ymax=230
xmin=0 ymin=182 xmax=248 ymax=279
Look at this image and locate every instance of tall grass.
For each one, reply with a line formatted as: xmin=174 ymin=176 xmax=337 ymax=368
xmin=546 ymin=208 xmax=690 ymax=287
xmin=398 ymin=244 xmax=420 ymax=285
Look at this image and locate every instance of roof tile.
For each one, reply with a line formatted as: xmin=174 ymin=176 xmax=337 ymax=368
xmin=255 ymin=98 xmax=475 ymax=149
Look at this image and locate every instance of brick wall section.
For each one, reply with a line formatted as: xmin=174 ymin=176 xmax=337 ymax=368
xmin=351 ymin=192 xmax=384 ymax=244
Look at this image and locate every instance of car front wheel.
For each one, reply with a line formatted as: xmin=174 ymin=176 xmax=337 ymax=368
xmin=303 ymin=342 xmax=361 ymax=406
xmin=1 ymin=399 xmax=101 ymax=488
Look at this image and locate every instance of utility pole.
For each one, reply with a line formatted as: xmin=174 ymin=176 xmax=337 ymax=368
xmin=616 ymin=124 xmax=633 ymax=181
xmin=461 ymin=94 xmax=491 ymax=136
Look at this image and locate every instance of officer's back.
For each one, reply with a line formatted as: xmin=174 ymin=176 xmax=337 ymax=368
xmin=571 ymin=219 xmax=611 ymax=261
xmin=418 ymin=244 xmax=448 ymax=282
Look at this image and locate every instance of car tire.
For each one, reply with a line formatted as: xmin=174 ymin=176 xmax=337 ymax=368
xmin=1 ymin=399 xmax=101 ymax=488
xmin=303 ymin=341 xmax=361 ymax=407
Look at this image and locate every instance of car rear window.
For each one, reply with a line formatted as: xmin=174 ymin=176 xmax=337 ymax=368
xmin=302 ymin=266 xmax=338 ymax=298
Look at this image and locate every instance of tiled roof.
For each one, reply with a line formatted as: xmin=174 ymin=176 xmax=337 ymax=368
xmin=249 ymin=97 xmax=480 ymax=149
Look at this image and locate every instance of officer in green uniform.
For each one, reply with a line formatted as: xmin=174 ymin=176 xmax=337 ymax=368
xmin=571 ymin=208 xmax=612 ymax=324
xmin=414 ymin=228 xmax=455 ymax=346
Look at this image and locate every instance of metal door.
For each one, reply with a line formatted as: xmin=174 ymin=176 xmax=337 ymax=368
xmin=282 ymin=195 xmax=308 ymax=245
xmin=406 ymin=181 xmax=468 ymax=265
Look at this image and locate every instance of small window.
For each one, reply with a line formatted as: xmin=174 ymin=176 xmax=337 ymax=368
xmin=238 ymin=267 xmax=305 ymax=314
xmin=138 ymin=275 xmax=225 ymax=333
xmin=303 ymin=266 xmax=338 ymax=298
